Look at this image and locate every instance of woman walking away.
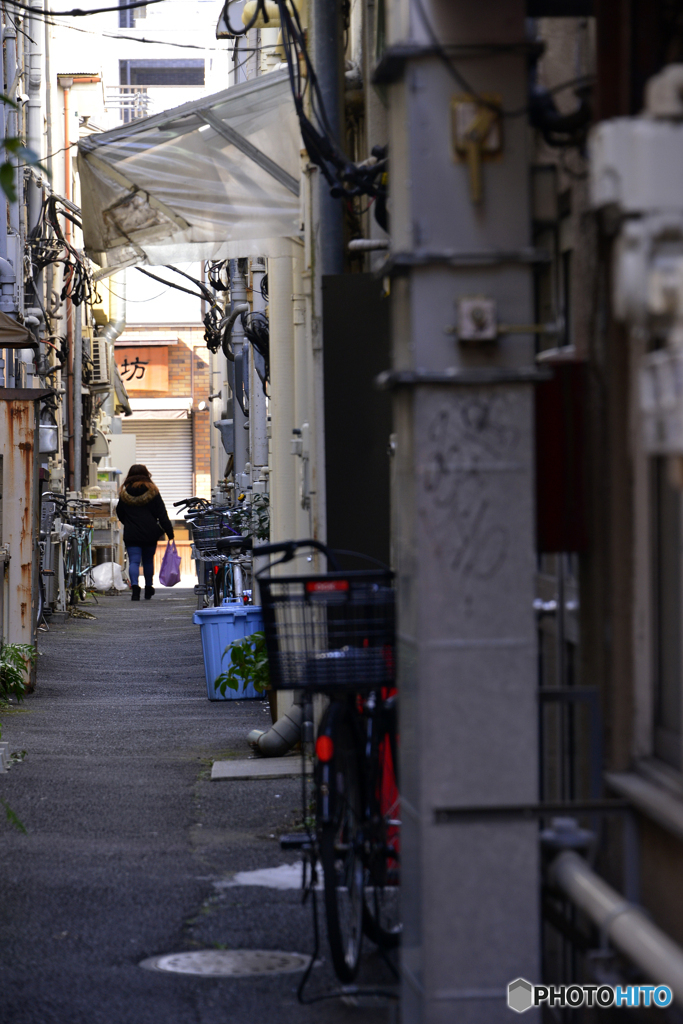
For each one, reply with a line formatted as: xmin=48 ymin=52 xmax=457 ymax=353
xmin=116 ymin=464 xmax=174 ymax=601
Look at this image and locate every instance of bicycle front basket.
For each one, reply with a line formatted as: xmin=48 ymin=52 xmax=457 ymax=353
xmin=259 ymin=571 xmax=395 ymax=691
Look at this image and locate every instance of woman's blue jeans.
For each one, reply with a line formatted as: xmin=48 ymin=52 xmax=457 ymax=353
xmin=127 ymin=544 xmax=157 ymax=587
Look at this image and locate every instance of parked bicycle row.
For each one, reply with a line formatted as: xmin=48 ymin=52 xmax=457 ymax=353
xmin=38 ymin=492 xmax=97 ymax=621
xmin=174 ymin=492 xmax=268 ymax=608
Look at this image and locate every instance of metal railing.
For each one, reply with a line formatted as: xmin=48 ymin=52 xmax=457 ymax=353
xmin=106 ymin=86 xmax=151 ymax=123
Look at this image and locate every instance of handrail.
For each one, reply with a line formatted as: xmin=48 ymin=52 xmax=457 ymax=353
xmin=551 ymin=850 xmax=683 ymax=1003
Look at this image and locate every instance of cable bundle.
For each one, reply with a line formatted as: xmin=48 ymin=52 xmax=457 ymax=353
xmin=207 ymin=260 xmax=230 ymax=292
xmin=274 ymin=0 xmax=387 ymax=202
xmin=218 ymin=0 xmax=387 ymax=205
xmin=29 ymin=195 xmax=98 ymax=308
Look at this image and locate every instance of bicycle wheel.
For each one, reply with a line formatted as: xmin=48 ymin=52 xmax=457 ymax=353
xmin=362 ymin=706 xmax=401 ymax=949
xmin=317 ymin=702 xmax=364 ymax=983
xmin=64 ymin=540 xmax=78 ymax=606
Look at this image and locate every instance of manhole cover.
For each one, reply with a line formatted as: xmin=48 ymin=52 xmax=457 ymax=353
xmin=139 ymin=949 xmax=310 ymax=977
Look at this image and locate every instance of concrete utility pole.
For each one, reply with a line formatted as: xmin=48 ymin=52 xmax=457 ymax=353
xmin=383 ymin=2 xmax=540 ymax=1019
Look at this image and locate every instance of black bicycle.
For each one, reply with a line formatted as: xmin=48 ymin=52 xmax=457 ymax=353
xmin=217 ymin=536 xmax=400 ymax=985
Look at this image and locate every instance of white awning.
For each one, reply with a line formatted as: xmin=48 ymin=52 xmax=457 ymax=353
xmin=77 ymin=71 xmax=301 ymax=268
xmin=127 ymin=397 xmax=193 ymax=420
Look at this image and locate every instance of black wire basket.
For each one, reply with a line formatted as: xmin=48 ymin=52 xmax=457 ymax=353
xmin=259 ymin=570 xmax=395 ymax=691
xmin=189 ymin=514 xmax=237 ymax=555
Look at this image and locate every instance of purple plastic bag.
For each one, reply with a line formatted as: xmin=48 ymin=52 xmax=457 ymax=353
xmin=159 ymin=541 xmax=182 ymax=587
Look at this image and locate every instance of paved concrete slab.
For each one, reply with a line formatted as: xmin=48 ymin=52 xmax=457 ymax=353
xmin=211 ymin=758 xmax=313 ymax=781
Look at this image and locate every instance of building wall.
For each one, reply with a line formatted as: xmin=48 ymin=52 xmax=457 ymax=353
xmin=532 ymin=6 xmax=683 ymax=985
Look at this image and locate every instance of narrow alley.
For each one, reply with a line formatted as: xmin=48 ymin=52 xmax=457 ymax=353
xmin=0 ymin=587 xmax=396 ymax=1024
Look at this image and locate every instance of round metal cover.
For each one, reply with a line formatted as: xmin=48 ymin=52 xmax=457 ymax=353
xmin=140 ymin=949 xmax=310 ymax=977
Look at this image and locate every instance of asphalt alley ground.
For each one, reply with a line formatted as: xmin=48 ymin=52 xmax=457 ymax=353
xmin=0 ymin=586 xmax=397 ymax=1024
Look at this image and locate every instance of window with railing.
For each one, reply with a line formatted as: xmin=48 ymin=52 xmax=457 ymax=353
xmin=106 ymin=85 xmax=152 ymax=123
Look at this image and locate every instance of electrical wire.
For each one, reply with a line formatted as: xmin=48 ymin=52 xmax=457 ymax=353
xmin=3 ymin=0 xmax=166 ymax=18
xmin=104 ymin=285 xmax=170 ymax=301
xmin=136 ymin=265 xmax=207 ymax=300
xmin=16 ymin=6 xmax=275 ymax=54
xmin=219 ymin=0 xmax=269 ymax=37
xmin=29 ymin=194 xmax=98 ymax=307
xmin=272 ymin=0 xmax=387 ymax=201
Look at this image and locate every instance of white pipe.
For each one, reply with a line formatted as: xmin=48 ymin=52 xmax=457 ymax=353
xmin=73 ymin=304 xmax=82 ymax=493
xmin=247 ymin=697 xmax=303 ymax=757
xmin=266 ymin=253 xmax=297 ymax=724
xmin=292 ymin=254 xmax=309 ymax=537
xmin=347 ymin=238 xmax=389 ymax=252
xmin=268 ymin=254 xmax=296 ymax=543
xmin=551 ymin=851 xmax=683 ymax=1003
xmin=229 ymin=261 xmax=249 ymax=486
xmin=220 ymin=302 xmax=249 ymax=341
xmin=249 ymin=257 xmax=268 ymax=469
xmin=101 ymin=273 xmax=126 ymax=417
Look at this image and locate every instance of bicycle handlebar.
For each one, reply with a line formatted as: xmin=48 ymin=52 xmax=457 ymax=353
xmin=173 ymin=497 xmax=210 ymax=509
xmin=215 ymin=537 xmax=341 ymax=571
xmin=214 ymin=537 xmax=391 ymax=574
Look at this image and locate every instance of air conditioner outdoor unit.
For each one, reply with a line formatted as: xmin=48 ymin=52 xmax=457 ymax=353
xmin=91 ymin=336 xmax=110 ymax=386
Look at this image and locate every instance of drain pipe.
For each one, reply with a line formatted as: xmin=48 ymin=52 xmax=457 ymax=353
xmin=100 ymin=274 xmax=127 ymax=418
xmin=26 ymin=0 xmax=43 ymax=232
xmin=551 ymin=850 xmax=683 ymax=1002
xmin=73 ymin=304 xmax=82 ymax=492
xmin=220 ymin=303 xmax=249 ymax=356
xmin=228 ymin=260 xmax=249 ymax=489
xmin=247 ymin=691 xmax=304 ymax=756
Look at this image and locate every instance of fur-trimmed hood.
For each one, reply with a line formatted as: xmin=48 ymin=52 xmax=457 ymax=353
xmin=119 ymin=480 xmax=160 ymax=506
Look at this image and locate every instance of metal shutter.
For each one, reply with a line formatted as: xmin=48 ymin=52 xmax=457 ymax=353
xmin=121 ymin=418 xmax=193 ymax=515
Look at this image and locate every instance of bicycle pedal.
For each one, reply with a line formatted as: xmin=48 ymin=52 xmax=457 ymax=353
xmin=41 ymin=570 xmax=55 ymax=576
xmin=279 ymin=833 xmax=312 ymax=850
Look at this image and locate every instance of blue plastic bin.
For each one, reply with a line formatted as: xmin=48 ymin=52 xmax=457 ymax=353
xmin=193 ymin=603 xmax=264 ymax=700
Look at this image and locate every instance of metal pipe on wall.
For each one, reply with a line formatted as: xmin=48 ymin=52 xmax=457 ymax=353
xmin=249 ymin=257 xmax=269 ymax=472
xmin=292 ymin=253 xmax=310 ymax=538
xmin=60 ymin=79 xmax=72 ymax=244
xmin=73 ymin=304 xmax=82 ymax=493
xmin=4 ymin=21 xmax=19 ymax=242
xmin=267 ymin=254 xmax=296 ymax=543
xmin=552 ymin=851 xmax=683 ymax=1002
xmin=27 ymin=0 xmax=43 ymax=232
xmin=228 ymin=260 xmax=249 ymax=489
xmin=66 ymin=298 xmax=74 ymax=489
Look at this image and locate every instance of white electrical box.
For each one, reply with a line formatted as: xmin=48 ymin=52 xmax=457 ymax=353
xmin=91 ymin=336 xmax=110 ymax=385
xmin=639 ymin=348 xmax=683 ymax=453
xmin=591 ymin=119 xmax=683 ymax=213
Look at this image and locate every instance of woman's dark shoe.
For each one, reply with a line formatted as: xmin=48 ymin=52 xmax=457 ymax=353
xmin=131 ymin=585 xmax=141 ymax=601
xmin=144 ymin=586 xmax=155 ymax=600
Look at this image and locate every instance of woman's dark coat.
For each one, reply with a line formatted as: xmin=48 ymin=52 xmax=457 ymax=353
xmin=116 ymin=479 xmax=174 ymax=546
